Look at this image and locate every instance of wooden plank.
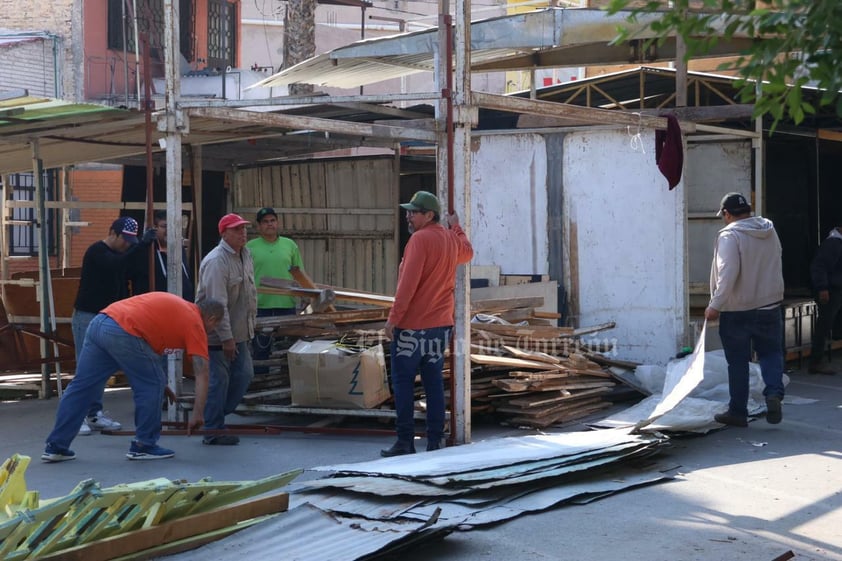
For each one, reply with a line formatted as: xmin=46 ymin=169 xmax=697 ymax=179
xmin=471 ymin=323 xmax=574 ymax=337
xmin=470 ymin=353 xmax=564 ymax=370
xmin=532 ymin=311 xmax=562 ymax=320
xmin=572 ymin=321 xmax=616 ymax=336
xmin=502 ymin=345 xmax=561 ymax=365
xmin=497 ymin=387 xmax=613 ymax=415
xmin=259 ymin=278 xmax=394 ymax=307
xmin=255 ymin=307 xmax=389 ymax=328
xmin=497 ymin=308 xmax=535 ymax=323
xmin=508 ymin=399 xmax=612 ymax=428
xmin=471 ymin=296 xmax=544 ymax=313
xmin=290 ymin=266 xmax=336 ymax=312
xmin=38 ymin=492 xmax=288 ymax=561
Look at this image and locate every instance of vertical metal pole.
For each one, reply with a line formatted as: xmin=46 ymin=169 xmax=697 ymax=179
xmin=32 ymin=142 xmax=52 ymax=398
xmin=451 ymin=0 xmax=472 ymax=445
xmin=755 ymin=81 xmax=764 ymax=215
xmin=435 ymin=1 xmax=452 ymax=443
xmin=164 ymin=0 xmax=184 ymax=420
xmin=191 ymin=144 xmax=203 ymax=266
xmin=60 ymin=167 xmax=70 ymax=271
xmin=0 ymin=175 xmax=9 ymax=307
xmin=132 ymin=0 xmax=142 ymax=103
xmin=142 ymin=32 xmax=155 ymax=291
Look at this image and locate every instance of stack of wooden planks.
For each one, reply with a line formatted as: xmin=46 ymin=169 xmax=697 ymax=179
xmin=243 ymin=277 xmax=622 ymax=428
xmin=470 ymin=346 xmax=615 ymax=428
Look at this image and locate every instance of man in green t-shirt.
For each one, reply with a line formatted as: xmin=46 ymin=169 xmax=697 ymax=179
xmin=246 ymin=207 xmax=304 ymax=372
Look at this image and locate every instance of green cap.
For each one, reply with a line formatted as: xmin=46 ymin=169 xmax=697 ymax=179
xmin=400 ymin=191 xmax=441 ymax=214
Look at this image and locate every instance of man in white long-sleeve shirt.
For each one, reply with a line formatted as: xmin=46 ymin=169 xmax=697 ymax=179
xmin=705 ymin=192 xmax=785 ymax=428
xmin=194 ymin=213 xmax=257 ymax=445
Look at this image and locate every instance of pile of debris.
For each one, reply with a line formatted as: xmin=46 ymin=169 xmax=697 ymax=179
xmin=240 ymin=278 xmax=630 ymax=430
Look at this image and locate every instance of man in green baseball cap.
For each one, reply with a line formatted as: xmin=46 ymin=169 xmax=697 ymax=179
xmin=400 ymin=190 xmax=441 ymax=214
xmin=382 ymin=190 xmax=473 ymax=457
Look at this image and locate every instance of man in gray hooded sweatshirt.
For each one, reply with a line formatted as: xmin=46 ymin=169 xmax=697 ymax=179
xmin=705 ymin=192 xmax=785 ymax=427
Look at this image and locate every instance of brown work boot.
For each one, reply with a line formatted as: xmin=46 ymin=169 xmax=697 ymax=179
xmin=808 ymin=362 xmax=836 ymax=375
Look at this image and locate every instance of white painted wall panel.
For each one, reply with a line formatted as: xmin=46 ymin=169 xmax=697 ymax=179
xmin=0 ymin=39 xmax=57 ymax=97
xmin=471 ymin=133 xmax=549 ymax=275
xmin=685 ymin=140 xmax=752 ymax=304
xmin=563 ymin=130 xmax=686 ymax=364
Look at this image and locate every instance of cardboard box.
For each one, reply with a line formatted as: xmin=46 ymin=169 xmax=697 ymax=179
xmin=287 ymin=340 xmax=390 ymax=409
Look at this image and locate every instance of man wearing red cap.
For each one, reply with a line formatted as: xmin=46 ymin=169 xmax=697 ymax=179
xmin=194 ymin=213 xmax=257 ymax=445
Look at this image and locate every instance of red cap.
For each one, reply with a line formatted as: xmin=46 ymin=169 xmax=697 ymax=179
xmin=217 ymin=213 xmax=250 ymax=234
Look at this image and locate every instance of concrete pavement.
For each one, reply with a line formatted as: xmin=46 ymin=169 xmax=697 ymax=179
xmin=2 ymin=359 xmax=841 ymax=561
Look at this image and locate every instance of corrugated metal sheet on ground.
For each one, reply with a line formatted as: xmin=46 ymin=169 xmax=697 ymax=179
xmin=159 ymin=429 xmax=670 ymax=560
xmin=312 ymin=427 xmax=657 ymax=477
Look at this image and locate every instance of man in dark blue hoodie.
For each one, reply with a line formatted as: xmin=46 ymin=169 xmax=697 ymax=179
xmin=808 ymin=218 xmax=842 ymax=375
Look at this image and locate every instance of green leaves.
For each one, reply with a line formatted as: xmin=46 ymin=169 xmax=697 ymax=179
xmin=606 ymin=0 xmax=842 ymax=127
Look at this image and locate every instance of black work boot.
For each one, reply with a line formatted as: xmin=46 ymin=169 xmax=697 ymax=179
xmin=380 ymin=441 xmax=416 ymax=457
xmin=714 ymin=411 xmax=748 ymax=427
xmin=426 ymin=440 xmax=442 ymax=452
xmin=765 ymin=396 xmax=783 ymax=424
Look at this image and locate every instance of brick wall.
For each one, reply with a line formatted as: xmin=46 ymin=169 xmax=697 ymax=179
xmin=69 ymin=168 xmax=125 ymax=267
xmin=0 ymin=0 xmax=77 ymax=99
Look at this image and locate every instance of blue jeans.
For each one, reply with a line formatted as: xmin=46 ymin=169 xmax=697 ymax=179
xmin=71 ymin=308 xmax=104 ymax=417
xmin=46 ymin=314 xmax=166 ymax=449
xmin=719 ymin=307 xmax=785 ymax=417
xmin=252 ymin=308 xmax=295 ymax=373
xmin=205 ymin=342 xmax=254 ymax=429
xmin=390 ymin=326 xmax=451 ymax=445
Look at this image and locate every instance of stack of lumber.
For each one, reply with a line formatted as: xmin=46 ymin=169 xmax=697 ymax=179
xmin=245 ymin=277 xmax=624 ymax=428
xmin=470 ymin=346 xmax=615 ymax=428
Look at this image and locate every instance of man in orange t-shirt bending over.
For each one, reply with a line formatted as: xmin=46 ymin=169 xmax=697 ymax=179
xmin=381 ymin=190 xmax=473 ymax=457
xmin=42 ymin=292 xmax=224 ymax=462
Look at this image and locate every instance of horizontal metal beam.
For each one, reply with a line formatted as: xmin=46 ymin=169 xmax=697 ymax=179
xmin=188 ymin=107 xmax=438 ymax=143
xmin=472 ymin=91 xmax=692 ymax=131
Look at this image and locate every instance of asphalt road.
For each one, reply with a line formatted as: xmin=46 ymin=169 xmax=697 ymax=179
xmin=2 ymin=359 xmax=841 ymax=561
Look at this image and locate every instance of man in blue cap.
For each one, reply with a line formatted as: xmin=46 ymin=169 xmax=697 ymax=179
xmin=71 ymin=216 xmax=144 ymax=436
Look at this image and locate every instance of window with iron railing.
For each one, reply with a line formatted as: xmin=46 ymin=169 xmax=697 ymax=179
xmin=7 ymin=171 xmax=59 ymax=257
xmin=107 ymin=0 xmax=194 ymax=63
xmin=207 ymin=0 xmax=236 ymax=70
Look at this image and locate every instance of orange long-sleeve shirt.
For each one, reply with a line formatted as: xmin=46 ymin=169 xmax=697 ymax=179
xmin=388 ymin=222 xmax=473 ymax=329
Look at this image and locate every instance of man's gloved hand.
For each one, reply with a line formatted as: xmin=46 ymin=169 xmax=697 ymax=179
xmin=142 ymin=228 xmax=157 ymax=243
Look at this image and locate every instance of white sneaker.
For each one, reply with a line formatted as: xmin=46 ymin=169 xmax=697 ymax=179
xmin=78 ymin=421 xmax=92 ymax=436
xmin=86 ymin=411 xmax=122 ymax=431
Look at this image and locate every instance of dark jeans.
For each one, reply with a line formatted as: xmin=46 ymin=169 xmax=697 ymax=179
xmin=252 ymin=308 xmax=295 ymax=373
xmin=719 ymin=307 xmax=785 ymax=417
xmin=205 ymin=342 xmax=254 ymax=429
xmin=390 ymin=326 xmax=451 ymax=446
xmin=811 ymin=288 xmax=842 ymax=363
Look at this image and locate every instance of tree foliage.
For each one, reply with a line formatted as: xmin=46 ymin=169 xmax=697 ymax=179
xmin=606 ymin=0 xmax=842 ymax=126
